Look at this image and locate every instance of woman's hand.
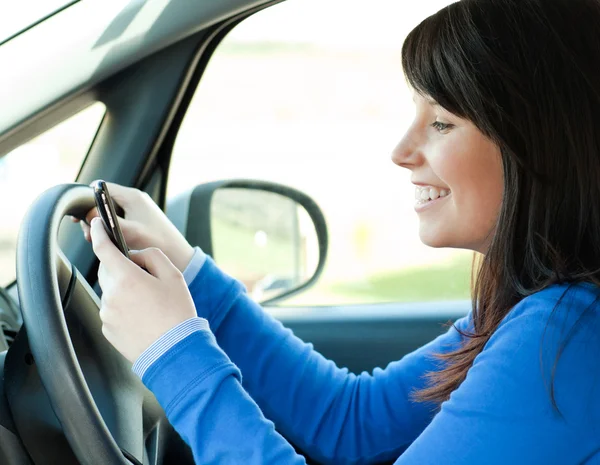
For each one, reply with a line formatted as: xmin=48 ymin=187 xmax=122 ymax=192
xmin=90 ymin=217 xmax=197 ymax=362
xmin=72 ymin=181 xmax=194 ymax=273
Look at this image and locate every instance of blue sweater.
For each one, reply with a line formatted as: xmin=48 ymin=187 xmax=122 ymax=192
xmin=138 ymin=256 xmax=600 ymax=464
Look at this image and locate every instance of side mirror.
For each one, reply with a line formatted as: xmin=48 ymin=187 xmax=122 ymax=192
xmin=167 ymin=180 xmax=328 ymax=304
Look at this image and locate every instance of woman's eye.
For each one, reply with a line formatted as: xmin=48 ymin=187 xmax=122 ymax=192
xmin=431 ymin=121 xmax=454 ymax=133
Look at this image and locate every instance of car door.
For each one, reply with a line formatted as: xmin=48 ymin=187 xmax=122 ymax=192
xmin=164 ymin=0 xmax=472 ymax=375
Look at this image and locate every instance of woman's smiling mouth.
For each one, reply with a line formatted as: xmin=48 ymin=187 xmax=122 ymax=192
xmin=414 ymin=186 xmax=451 ymax=212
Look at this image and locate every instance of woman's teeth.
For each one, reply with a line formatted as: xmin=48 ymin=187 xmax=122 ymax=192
xmin=415 ymin=186 xmax=451 ymax=204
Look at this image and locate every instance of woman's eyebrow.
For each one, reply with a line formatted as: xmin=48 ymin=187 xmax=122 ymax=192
xmin=425 ymin=97 xmax=442 ymax=108
xmin=412 ymin=94 xmax=442 ymax=108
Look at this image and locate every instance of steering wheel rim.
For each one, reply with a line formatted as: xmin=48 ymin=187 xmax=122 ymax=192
xmin=12 ymin=183 xmax=162 ymax=464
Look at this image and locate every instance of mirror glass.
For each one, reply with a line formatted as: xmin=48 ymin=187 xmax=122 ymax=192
xmin=211 ymin=188 xmax=320 ymax=302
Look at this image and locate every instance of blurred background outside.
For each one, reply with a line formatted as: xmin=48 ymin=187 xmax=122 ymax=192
xmin=0 ymin=0 xmax=473 ymax=306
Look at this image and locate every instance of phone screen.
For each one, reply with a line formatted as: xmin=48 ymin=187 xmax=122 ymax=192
xmin=92 ymin=180 xmax=130 ymax=259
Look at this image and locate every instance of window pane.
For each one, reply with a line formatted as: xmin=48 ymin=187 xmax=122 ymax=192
xmin=0 ymin=0 xmax=77 ymax=43
xmin=168 ymin=0 xmax=470 ymax=306
xmin=0 ymin=102 xmax=105 ymax=285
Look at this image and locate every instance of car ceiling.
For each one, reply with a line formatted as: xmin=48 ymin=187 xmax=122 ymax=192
xmin=0 ymin=0 xmax=272 ymax=156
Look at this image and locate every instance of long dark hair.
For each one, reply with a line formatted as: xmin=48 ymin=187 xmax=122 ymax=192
xmin=402 ymin=0 xmax=600 ymax=405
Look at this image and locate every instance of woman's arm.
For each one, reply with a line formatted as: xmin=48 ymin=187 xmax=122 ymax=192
xmin=141 ymin=328 xmax=309 ymax=464
xmin=183 ymin=254 xmax=471 ymax=464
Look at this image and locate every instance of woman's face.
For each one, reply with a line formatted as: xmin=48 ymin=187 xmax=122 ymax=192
xmin=391 ymin=92 xmax=504 ymax=254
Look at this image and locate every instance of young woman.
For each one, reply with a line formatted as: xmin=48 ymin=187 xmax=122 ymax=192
xmin=75 ymin=0 xmax=600 ymax=462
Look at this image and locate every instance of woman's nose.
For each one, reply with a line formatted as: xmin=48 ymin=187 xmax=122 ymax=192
xmin=391 ymin=133 xmax=420 ymax=170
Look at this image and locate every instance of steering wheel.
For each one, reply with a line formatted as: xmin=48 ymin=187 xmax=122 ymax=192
xmin=3 ymin=184 xmax=192 ymax=465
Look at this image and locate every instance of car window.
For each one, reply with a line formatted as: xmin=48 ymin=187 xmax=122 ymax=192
xmin=167 ymin=0 xmax=471 ymax=306
xmin=0 ymin=0 xmax=77 ymax=43
xmin=0 ymin=102 xmax=105 ymax=286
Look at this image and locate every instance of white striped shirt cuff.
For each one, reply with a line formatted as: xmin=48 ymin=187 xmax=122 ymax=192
xmin=132 ymin=317 xmax=210 ymax=379
xmin=182 ymin=247 xmax=207 ymax=286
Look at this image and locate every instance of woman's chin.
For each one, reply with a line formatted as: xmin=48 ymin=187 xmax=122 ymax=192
xmin=418 ymin=228 xmax=488 ymax=254
xmin=418 ymin=227 xmax=452 ymax=249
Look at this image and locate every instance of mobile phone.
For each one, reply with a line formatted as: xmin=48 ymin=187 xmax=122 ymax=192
xmin=92 ymin=180 xmax=130 ymax=259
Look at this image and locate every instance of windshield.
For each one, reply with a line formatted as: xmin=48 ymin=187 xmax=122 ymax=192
xmin=0 ymin=0 xmax=77 ymax=44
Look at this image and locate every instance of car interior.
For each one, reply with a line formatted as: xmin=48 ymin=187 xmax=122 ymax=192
xmin=0 ymin=0 xmax=469 ymax=463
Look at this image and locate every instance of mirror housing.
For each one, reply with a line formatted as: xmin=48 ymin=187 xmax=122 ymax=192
xmin=167 ymin=179 xmax=328 ymax=304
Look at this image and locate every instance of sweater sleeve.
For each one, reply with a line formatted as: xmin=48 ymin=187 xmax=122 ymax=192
xmin=141 ymin=328 xmax=308 ymax=464
xmin=181 ymin=247 xmax=206 ymax=286
xmin=186 ymin=255 xmax=472 ymax=464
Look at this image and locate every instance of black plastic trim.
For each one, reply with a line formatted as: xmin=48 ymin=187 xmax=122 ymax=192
xmin=138 ymin=0 xmax=286 ymax=209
